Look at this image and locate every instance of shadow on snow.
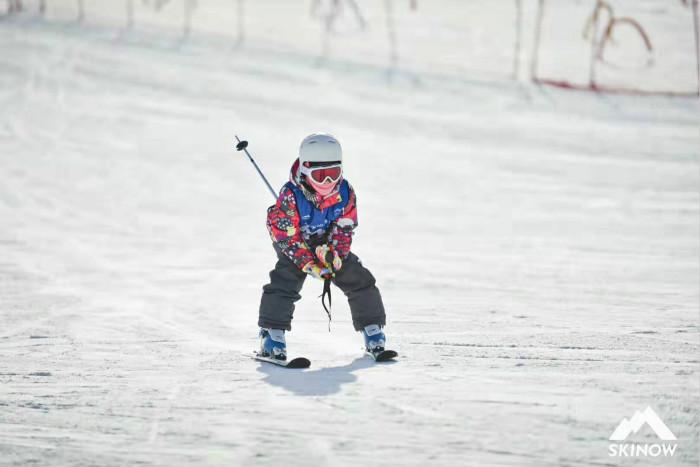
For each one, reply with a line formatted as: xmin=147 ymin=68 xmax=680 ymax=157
xmin=256 ymin=356 xmax=395 ymax=396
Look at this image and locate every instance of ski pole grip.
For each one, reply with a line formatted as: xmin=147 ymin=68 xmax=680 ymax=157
xmin=234 ymin=135 xmax=278 ymax=200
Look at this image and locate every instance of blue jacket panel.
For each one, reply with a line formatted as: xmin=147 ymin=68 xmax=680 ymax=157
xmin=285 ymin=180 xmax=350 ymax=243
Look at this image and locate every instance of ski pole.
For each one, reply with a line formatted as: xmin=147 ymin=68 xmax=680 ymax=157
xmin=234 ymin=135 xmax=277 ymax=200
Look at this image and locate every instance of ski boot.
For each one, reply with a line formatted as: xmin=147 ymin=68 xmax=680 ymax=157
xmin=362 ymin=324 xmax=386 ymax=352
xmin=259 ymin=328 xmax=287 ymax=361
xmin=362 ymin=324 xmax=397 ymax=361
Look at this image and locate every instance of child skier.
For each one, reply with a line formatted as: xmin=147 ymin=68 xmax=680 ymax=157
xmin=258 ymin=133 xmax=387 ymax=361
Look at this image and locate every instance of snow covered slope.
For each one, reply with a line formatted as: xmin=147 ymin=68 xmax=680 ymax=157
xmin=0 ymin=3 xmax=698 ymax=466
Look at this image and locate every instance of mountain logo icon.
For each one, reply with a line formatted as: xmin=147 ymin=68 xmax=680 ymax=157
xmin=609 ymin=407 xmax=676 ymax=441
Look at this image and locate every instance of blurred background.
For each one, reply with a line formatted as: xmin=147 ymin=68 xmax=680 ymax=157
xmin=1 ymin=1 xmax=699 ymax=466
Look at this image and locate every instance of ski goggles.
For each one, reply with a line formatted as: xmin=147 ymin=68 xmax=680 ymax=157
xmin=303 ymin=162 xmax=342 ymax=184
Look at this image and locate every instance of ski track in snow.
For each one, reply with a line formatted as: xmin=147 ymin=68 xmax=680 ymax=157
xmin=0 ymin=6 xmax=699 ymax=467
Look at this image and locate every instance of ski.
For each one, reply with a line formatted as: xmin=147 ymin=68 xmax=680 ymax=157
xmin=366 ymin=349 xmax=398 ymax=362
xmin=253 ymin=352 xmax=311 ymax=368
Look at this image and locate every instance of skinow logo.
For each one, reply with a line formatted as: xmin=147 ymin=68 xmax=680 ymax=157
xmin=608 ymin=407 xmax=677 ymax=457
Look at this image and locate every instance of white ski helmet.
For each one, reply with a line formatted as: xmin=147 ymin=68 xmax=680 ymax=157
xmin=299 ymin=133 xmax=342 ymax=164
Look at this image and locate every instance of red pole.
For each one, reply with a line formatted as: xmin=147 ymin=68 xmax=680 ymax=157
xmin=531 ymin=0 xmax=545 ymax=81
xmin=513 ymin=0 xmax=522 ymax=80
xmin=693 ymin=0 xmax=700 ymax=96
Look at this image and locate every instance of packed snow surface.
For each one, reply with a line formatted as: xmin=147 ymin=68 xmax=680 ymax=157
xmin=1 ymin=2 xmax=698 ymax=466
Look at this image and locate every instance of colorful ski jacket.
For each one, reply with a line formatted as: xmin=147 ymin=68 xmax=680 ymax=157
xmin=266 ymin=159 xmax=357 ymax=270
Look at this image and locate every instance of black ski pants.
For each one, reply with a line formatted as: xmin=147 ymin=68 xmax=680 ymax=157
xmin=258 ymin=245 xmax=386 ymax=331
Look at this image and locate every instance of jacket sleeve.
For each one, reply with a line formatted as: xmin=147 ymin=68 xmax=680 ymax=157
xmin=329 ymin=183 xmax=358 ymax=259
xmin=266 ymin=186 xmax=316 ymax=270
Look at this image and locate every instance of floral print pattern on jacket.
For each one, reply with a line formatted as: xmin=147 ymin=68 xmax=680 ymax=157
xmin=266 ymin=159 xmax=357 ymax=271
